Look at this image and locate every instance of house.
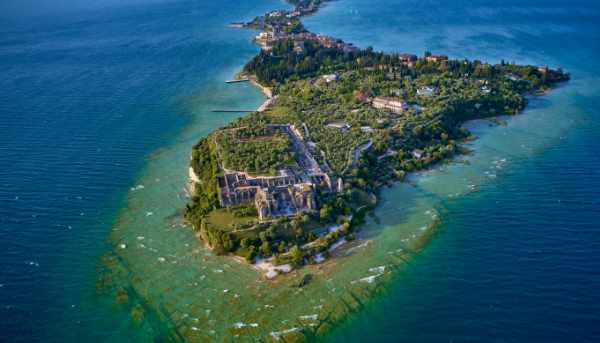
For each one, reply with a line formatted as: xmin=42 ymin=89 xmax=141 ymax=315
xmin=371 ymin=96 xmax=408 ymax=113
xmin=399 ymin=53 xmax=417 ymax=64
xmin=481 ymin=85 xmax=491 ymax=94
xmin=327 ymin=121 xmax=351 ymax=130
xmin=425 ymin=54 xmax=448 ymax=63
xmin=412 ymin=149 xmax=425 ymax=159
xmin=417 ymin=86 xmax=436 ymax=97
xmin=360 ymin=126 xmax=374 ymax=133
xmin=322 ymin=74 xmax=339 ymax=82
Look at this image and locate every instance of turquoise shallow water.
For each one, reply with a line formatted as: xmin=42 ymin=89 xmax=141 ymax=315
xmin=305 ymin=0 xmax=600 ymax=341
xmin=1 ymin=0 xmax=600 ymax=342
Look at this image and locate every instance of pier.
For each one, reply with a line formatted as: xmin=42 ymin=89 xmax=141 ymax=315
xmin=225 ymin=78 xmax=249 ymax=83
xmin=211 ymin=109 xmax=254 ymax=113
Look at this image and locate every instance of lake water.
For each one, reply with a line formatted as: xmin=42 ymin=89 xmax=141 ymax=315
xmin=1 ymin=0 xmax=599 ymax=342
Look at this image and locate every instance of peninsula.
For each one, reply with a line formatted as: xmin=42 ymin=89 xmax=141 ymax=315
xmin=185 ymin=0 xmax=569 ymax=276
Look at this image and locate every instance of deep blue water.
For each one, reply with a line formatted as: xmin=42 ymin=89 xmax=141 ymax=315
xmin=0 ymin=0 xmax=278 ymax=341
xmin=1 ymin=0 xmax=600 ymax=342
xmin=305 ymin=0 xmax=600 ymax=342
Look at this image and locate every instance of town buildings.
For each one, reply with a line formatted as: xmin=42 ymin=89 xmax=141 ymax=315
xmin=371 ymin=96 xmax=409 ymax=113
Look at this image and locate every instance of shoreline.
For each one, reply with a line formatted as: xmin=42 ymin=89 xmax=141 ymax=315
xmin=171 ymin=0 xmax=572 ymax=340
xmin=188 ymin=0 xmax=568 ymax=280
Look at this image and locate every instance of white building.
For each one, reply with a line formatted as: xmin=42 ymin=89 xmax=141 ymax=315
xmin=360 ymin=126 xmax=374 ymax=133
xmin=327 ymin=121 xmax=351 ymax=130
xmin=322 ymin=74 xmax=339 ymax=83
xmin=412 ymin=149 xmax=424 ymax=159
xmin=371 ymin=97 xmax=408 ymax=113
xmin=417 ymin=86 xmax=436 ymax=97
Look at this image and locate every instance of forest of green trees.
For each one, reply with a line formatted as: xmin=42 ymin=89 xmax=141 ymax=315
xmin=187 ymin=22 xmax=569 ymax=267
xmin=216 ymin=129 xmax=296 ymax=176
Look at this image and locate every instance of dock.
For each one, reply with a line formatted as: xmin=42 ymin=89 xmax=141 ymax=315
xmin=211 ymin=109 xmax=254 ymax=113
xmin=225 ymin=78 xmax=249 ymax=83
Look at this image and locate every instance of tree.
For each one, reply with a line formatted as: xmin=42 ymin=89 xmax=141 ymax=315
xmin=319 ymin=205 xmax=331 ymax=222
xmin=246 ymin=245 xmax=257 ymax=262
xmin=221 ymin=233 xmax=235 ymax=252
xmin=261 ymin=241 xmax=272 ymax=256
xmin=278 ymin=241 xmax=287 ymax=253
xmin=290 ymin=245 xmax=304 ymax=267
xmin=241 ymin=238 xmax=251 ymax=248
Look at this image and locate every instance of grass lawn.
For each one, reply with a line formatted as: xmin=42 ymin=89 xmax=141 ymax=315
xmin=205 ymin=207 xmax=258 ymax=231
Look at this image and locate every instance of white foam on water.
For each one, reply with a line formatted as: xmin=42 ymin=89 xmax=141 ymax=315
xmin=351 ymin=272 xmax=383 ymax=285
xmin=368 ymin=266 xmax=385 ymax=274
xmin=299 ymin=314 xmax=318 ymax=321
xmin=130 ymin=184 xmax=145 ymax=191
xmin=233 ymin=321 xmax=259 ymax=329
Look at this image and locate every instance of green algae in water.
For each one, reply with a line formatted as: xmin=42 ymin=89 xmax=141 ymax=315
xmin=95 ymin=44 xmax=576 ymax=343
